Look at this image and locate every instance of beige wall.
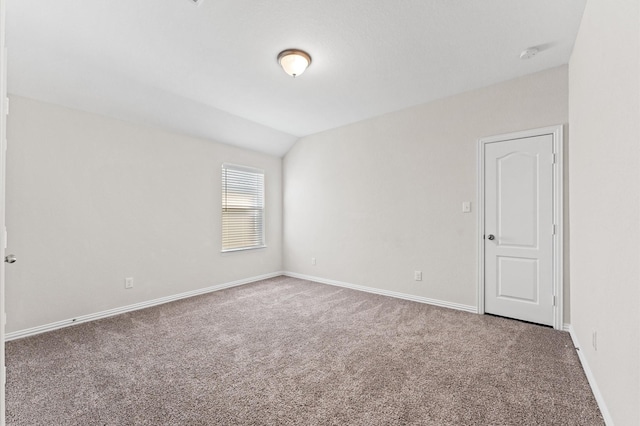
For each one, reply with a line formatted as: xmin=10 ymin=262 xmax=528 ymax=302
xmin=7 ymin=67 xmax=572 ymax=333
xmin=284 ymin=66 xmax=569 ymax=315
xmin=568 ymin=0 xmax=640 ymax=424
xmin=5 ymin=96 xmax=283 ymax=333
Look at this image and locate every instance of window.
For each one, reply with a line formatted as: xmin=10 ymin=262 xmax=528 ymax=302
xmin=221 ymin=163 xmax=265 ymax=252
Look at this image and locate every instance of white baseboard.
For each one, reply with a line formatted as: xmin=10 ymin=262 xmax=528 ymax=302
xmin=567 ymin=325 xmax=614 ymax=425
xmin=5 ymin=271 xmax=284 ymax=342
xmin=563 ymin=323 xmax=571 ymax=332
xmin=283 ymin=271 xmax=477 ymax=314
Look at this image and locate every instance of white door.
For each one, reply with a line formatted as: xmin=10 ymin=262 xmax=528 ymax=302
xmin=484 ymin=134 xmax=555 ymax=326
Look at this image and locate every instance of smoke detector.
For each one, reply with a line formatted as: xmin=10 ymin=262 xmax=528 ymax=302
xmin=520 ymin=48 xmax=539 ymax=60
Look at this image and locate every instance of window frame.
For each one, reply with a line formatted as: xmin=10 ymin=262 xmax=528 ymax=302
xmin=221 ymin=163 xmax=266 ymax=253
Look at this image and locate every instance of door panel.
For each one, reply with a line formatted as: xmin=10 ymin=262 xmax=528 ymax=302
xmin=485 ymin=135 xmax=554 ymax=326
xmin=497 ymin=152 xmax=538 ymax=248
xmin=497 ymin=256 xmax=538 ymax=302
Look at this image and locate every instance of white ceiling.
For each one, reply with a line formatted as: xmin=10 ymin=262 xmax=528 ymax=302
xmin=7 ymin=0 xmax=586 ymax=157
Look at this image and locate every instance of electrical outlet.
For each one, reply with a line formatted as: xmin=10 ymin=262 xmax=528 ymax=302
xmin=125 ymin=277 xmax=134 ymax=289
xmin=462 ymin=201 xmax=472 ymax=213
xmin=592 ymin=331 xmax=597 ymax=351
xmin=311 ymin=257 xmax=316 ymax=266
xmin=414 ymin=271 xmax=422 ymax=281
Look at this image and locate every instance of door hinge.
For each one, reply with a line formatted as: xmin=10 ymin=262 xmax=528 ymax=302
xmin=552 ymin=153 xmax=557 ymax=164
xmin=553 ymin=295 xmax=557 ymax=306
xmin=4 ymin=97 xmax=8 ymax=116
xmin=552 ymin=224 xmax=557 ymax=235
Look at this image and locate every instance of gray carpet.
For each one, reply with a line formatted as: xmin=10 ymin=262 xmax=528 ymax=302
xmin=6 ymin=276 xmax=603 ymax=425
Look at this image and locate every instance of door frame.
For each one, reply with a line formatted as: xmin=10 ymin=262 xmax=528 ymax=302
xmin=0 ymin=0 xmax=6 ymax=422
xmin=476 ymin=125 xmax=564 ymax=330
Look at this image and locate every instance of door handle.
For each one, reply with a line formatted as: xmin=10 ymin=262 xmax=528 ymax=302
xmin=487 ymin=234 xmax=495 ymax=240
xmin=4 ymin=254 xmax=16 ymax=263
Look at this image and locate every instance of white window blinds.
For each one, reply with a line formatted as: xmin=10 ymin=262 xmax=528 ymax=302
xmin=221 ymin=163 xmax=265 ymax=252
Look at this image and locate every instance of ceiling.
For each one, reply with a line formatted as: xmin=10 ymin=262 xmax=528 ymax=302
xmin=7 ymin=0 xmax=586 ymax=157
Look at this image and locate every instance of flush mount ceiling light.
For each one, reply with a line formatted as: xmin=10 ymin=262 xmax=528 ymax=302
xmin=277 ymin=49 xmax=312 ymax=78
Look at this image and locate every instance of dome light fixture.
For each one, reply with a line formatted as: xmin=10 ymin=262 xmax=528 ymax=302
xmin=277 ymin=49 xmax=312 ymax=78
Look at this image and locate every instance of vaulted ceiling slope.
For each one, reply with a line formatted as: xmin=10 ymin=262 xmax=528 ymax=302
xmin=7 ymin=0 xmax=586 ymax=157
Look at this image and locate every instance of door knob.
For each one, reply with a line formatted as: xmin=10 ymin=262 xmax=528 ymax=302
xmin=487 ymin=234 xmax=495 ymax=240
xmin=4 ymin=254 xmax=16 ymax=263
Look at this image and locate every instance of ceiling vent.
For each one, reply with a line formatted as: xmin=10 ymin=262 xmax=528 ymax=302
xmin=187 ymin=0 xmax=203 ymax=6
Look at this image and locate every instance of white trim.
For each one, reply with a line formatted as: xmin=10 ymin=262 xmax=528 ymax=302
xmin=5 ymin=271 xmax=284 ymax=341
xmin=283 ymin=271 xmax=477 ymax=313
xmin=476 ymin=125 xmax=564 ymax=330
xmin=476 ymin=137 xmax=486 ymax=315
xmin=221 ymin=245 xmax=267 ymax=254
xmin=567 ymin=325 xmax=614 ymax=425
xmin=0 ymin=1 xmax=6 ymax=423
xmin=221 ymin=162 xmax=264 ymax=175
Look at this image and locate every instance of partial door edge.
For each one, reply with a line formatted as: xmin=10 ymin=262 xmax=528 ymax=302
xmin=1 ymin=0 xmax=6 ymax=424
xmin=476 ymin=125 xmax=564 ymax=330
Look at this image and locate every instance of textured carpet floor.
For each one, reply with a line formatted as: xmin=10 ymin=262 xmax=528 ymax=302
xmin=6 ymin=276 xmax=603 ymax=425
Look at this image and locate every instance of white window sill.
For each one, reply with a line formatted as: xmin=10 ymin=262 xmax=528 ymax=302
xmin=221 ymin=245 xmax=267 ymax=254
